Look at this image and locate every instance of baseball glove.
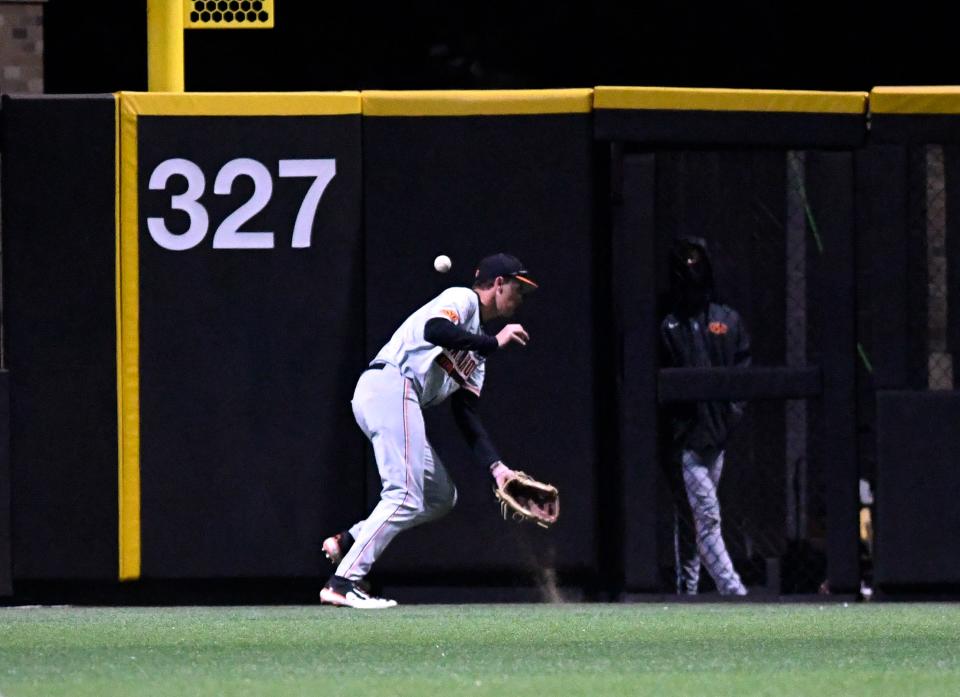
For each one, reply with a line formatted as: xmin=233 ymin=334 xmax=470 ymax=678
xmin=494 ymin=470 xmax=560 ymax=528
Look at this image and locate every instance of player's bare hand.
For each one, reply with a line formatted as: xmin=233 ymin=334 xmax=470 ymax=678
xmin=490 ymin=461 xmax=515 ymax=489
xmin=496 ymin=324 xmax=529 ymax=348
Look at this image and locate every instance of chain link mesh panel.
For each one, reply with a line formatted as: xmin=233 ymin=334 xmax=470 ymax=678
xmin=922 ymin=145 xmax=952 ymax=390
xmin=653 ymin=149 xmax=831 ymax=595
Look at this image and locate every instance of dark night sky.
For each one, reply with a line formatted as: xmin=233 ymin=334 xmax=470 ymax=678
xmin=42 ymin=1 xmax=956 ymax=94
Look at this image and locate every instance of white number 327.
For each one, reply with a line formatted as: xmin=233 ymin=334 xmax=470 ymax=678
xmin=146 ymin=157 xmax=336 ymax=250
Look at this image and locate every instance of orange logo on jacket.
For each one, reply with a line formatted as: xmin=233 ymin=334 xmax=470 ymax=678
xmin=439 ymin=308 xmax=459 ymax=322
xmin=708 ymin=321 xmax=728 ymax=335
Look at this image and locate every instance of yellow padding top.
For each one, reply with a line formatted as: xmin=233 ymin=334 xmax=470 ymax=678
xmin=595 ymin=87 xmax=867 ymax=114
xmin=870 ymin=86 xmax=960 ymax=114
xmin=362 ymin=89 xmax=594 ymax=116
xmin=120 ymin=91 xmax=361 ymax=116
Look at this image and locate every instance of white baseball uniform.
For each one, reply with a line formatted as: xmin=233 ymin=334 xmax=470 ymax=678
xmin=335 ymin=287 xmax=488 ymax=580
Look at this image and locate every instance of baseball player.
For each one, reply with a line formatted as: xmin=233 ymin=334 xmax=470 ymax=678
xmin=319 ymin=253 xmax=537 ymax=608
xmin=661 ymin=237 xmax=749 ymax=596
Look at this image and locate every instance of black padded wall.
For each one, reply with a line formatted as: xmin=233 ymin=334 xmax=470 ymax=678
xmin=134 ymin=114 xmax=365 ymax=577
xmin=871 ymin=115 xmax=960 ymax=145
xmin=807 ymin=152 xmax=858 ymax=593
xmin=866 ymin=94 xmax=960 ymax=591
xmin=1 ymin=95 xmax=118 ymax=579
xmin=595 ymin=111 xmax=864 ymax=149
xmin=0 ymin=371 xmax=9 ymax=594
xmin=0 ymin=89 xmax=879 ymax=595
xmin=613 ymin=153 xmax=658 ymax=591
xmin=855 ymin=146 xmax=910 ymax=389
xmin=876 ymin=391 xmax=960 ymax=585
xmin=362 ymin=112 xmax=596 ymax=579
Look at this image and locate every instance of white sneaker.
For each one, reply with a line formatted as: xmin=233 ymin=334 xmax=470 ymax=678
xmin=320 ymin=578 xmax=397 ymax=609
xmin=720 ymin=584 xmax=748 ymax=597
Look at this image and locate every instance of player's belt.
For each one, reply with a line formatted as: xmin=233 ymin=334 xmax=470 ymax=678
xmin=368 ymin=362 xmax=387 ymax=371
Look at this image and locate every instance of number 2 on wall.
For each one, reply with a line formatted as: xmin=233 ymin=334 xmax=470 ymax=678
xmin=146 ymin=157 xmax=336 ymax=250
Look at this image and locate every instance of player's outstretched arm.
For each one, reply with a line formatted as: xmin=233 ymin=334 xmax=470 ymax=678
xmin=424 ymin=317 xmax=499 ymax=356
xmin=450 ymin=390 xmax=501 ymax=468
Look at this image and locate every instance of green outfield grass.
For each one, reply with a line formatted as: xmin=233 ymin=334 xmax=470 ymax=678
xmin=1 ymin=603 xmax=959 ymax=696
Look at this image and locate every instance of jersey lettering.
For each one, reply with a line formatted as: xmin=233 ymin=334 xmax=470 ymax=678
xmin=455 ymin=351 xmax=478 ymax=379
xmin=373 ymin=287 xmax=485 ymax=406
xmin=436 ymin=349 xmax=479 ymax=385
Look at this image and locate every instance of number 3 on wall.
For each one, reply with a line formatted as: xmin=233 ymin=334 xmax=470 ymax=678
xmin=146 ymin=157 xmax=336 ymax=250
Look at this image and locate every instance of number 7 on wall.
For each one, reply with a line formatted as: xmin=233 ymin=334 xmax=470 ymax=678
xmin=278 ymin=159 xmax=336 ymax=248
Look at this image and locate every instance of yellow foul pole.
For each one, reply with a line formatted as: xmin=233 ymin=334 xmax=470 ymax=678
xmin=147 ymin=0 xmax=184 ymax=92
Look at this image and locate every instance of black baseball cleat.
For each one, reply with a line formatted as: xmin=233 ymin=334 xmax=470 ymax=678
xmin=322 ymin=531 xmax=354 ymax=565
xmin=320 ymin=575 xmax=397 ymax=609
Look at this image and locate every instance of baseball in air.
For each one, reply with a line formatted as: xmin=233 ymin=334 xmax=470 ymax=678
xmin=434 ymin=254 xmax=452 ymax=273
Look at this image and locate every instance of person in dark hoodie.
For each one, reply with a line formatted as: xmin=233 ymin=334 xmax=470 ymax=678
xmin=661 ymin=237 xmax=749 ymax=596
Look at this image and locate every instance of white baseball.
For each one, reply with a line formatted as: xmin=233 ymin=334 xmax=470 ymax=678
xmin=434 ymin=254 xmax=452 ymax=273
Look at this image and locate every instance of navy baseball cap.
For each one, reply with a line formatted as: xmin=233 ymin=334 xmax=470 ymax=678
xmin=473 ymin=253 xmax=539 ymax=291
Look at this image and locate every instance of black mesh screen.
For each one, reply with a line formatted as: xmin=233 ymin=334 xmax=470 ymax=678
xmin=649 ymin=148 xmax=836 ymax=595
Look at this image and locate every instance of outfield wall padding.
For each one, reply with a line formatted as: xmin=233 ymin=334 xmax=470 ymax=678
xmin=876 ymin=391 xmax=960 ymax=585
xmin=0 ymin=87 xmax=899 ymax=594
xmin=1 ymin=95 xmax=119 ymax=579
xmin=594 ymin=88 xmax=868 ymax=147
xmin=612 ymin=153 xmax=659 ymax=591
xmin=854 ymin=146 xmax=910 ymax=389
xmin=0 ymin=371 xmax=10 ymax=595
xmin=870 ymin=87 xmax=960 ymax=144
xmin=360 ymin=91 xmax=598 ymax=578
xmin=120 ymin=93 xmax=367 ymax=578
xmin=806 ymin=151 xmax=859 ymax=593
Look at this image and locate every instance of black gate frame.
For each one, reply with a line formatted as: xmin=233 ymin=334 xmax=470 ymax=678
xmin=599 ymin=88 xmax=864 ymax=594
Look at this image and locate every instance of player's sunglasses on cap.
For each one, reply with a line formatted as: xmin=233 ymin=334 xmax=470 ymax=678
xmin=474 ymin=253 xmax=539 ymax=291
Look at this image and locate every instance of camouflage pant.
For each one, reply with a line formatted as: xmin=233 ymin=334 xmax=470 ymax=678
xmin=675 ymin=449 xmax=747 ymax=595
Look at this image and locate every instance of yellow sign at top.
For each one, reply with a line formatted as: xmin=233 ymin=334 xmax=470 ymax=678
xmin=184 ymin=0 xmax=274 ymax=29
